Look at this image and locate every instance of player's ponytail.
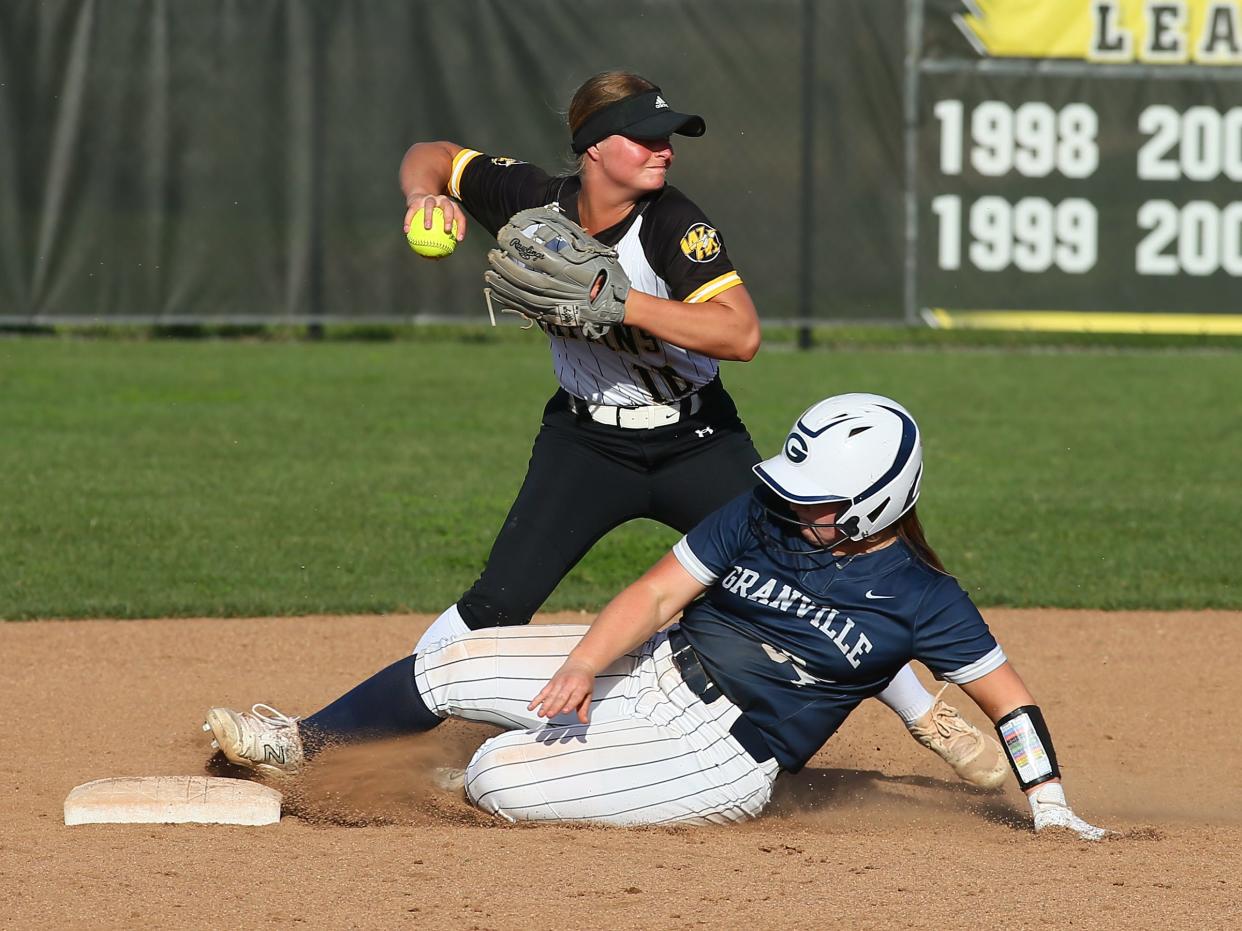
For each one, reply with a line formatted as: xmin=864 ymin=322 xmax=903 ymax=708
xmin=895 ymin=506 xmax=949 ymax=575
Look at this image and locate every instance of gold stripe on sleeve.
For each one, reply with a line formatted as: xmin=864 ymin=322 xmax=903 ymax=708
xmin=447 ymin=149 xmax=483 ymax=199
xmin=685 ymin=272 xmax=743 ymax=304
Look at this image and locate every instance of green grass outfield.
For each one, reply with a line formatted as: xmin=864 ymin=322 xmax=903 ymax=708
xmin=2 ymin=332 xmax=1238 ymax=618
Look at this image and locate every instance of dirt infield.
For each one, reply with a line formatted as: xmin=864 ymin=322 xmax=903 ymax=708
xmin=2 ymin=611 xmax=1238 ymax=930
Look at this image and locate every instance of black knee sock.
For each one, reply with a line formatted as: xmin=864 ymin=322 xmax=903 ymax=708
xmin=299 ymin=655 xmax=441 ymax=756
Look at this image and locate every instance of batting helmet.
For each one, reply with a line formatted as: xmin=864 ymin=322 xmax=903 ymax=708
xmin=752 ymin=393 xmax=923 ymax=542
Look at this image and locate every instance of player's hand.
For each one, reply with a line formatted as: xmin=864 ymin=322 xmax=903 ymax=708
xmin=403 ymin=193 xmax=467 ymax=241
xmin=1033 ymin=806 xmax=1110 ymax=840
xmin=1028 ymin=782 xmax=1110 ymax=840
xmin=528 ymin=659 xmax=597 ymax=724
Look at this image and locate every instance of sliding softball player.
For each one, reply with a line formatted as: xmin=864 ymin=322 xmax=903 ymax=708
xmin=397 ymin=70 xmax=1005 ymax=786
xmin=204 ymin=393 xmax=1105 ymax=837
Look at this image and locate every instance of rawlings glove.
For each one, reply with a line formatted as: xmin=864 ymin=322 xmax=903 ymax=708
xmin=483 ymin=205 xmax=630 ymax=339
xmin=1028 ymin=782 xmax=1110 ymax=841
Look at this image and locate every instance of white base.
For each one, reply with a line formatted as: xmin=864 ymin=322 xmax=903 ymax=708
xmin=64 ymin=775 xmax=282 ymax=826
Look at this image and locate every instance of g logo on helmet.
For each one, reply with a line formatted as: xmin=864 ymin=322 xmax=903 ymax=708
xmin=784 ymin=432 xmax=809 ymax=463
xmin=680 ymin=223 xmax=722 ymax=263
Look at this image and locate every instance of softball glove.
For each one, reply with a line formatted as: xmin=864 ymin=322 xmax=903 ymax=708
xmin=484 ymin=205 xmax=629 ymax=338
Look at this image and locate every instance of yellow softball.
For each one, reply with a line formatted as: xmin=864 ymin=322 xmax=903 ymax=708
xmin=406 ymin=207 xmax=459 ymax=259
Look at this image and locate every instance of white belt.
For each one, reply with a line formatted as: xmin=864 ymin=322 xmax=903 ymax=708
xmin=572 ymin=392 xmax=702 ymax=429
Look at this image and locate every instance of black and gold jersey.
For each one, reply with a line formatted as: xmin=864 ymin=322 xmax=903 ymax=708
xmin=449 ymin=148 xmax=744 ymax=405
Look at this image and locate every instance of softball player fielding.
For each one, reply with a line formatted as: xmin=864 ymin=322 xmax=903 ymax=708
xmin=204 ymin=393 xmax=1105 ymax=838
xmin=396 ymin=70 xmax=1006 ymax=787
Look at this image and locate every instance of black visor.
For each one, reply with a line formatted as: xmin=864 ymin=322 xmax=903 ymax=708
xmin=570 ymin=89 xmax=706 ymax=154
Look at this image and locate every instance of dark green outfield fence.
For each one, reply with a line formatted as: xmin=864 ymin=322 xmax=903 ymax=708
xmin=4 ymin=1 xmax=1242 ymax=330
xmin=1 ymin=0 xmax=905 ymax=325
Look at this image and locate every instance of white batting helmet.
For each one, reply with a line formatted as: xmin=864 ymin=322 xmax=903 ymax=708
xmin=752 ymin=393 xmax=923 ymax=541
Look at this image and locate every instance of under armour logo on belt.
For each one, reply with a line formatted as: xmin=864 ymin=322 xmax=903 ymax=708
xmin=695 ymin=427 xmax=714 ymax=438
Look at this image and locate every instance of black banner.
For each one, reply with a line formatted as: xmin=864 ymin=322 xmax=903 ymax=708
xmin=915 ymin=0 xmax=1242 ymax=331
xmin=919 ymin=70 xmax=1242 ymax=314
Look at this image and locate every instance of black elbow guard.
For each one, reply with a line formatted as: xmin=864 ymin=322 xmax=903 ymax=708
xmin=995 ymin=705 xmax=1061 ymax=791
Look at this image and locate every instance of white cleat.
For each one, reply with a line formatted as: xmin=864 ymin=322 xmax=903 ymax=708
xmin=907 ymin=688 xmax=1009 ymax=789
xmin=203 ymin=703 xmax=305 ymax=778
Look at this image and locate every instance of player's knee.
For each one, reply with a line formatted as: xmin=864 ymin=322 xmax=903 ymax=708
xmin=414 ymin=630 xmax=507 ymax=715
xmin=426 ymin=622 xmax=584 ymax=668
xmin=428 ymin=626 xmax=521 ymax=669
xmin=463 ymin=734 xmax=540 ymax=822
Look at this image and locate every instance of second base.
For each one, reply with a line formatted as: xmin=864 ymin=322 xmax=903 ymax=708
xmin=64 ymin=775 xmax=282 ymax=825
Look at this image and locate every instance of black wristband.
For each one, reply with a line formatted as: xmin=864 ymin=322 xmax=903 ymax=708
xmin=995 ymin=705 xmax=1061 ymax=791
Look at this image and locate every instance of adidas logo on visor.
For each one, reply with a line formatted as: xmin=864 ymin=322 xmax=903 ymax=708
xmin=654 ymin=95 xmax=668 ymax=109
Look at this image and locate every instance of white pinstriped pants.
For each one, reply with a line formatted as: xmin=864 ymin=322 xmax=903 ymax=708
xmin=413 ymin=625 xmax=780 ymax=826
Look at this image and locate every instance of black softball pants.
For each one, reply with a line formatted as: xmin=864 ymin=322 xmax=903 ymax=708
xmin=455 ymin=377 xmax=761 ymax=629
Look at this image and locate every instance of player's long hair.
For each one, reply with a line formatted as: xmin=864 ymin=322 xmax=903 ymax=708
xmin=894 ymin=506 xmax=949 ymax=575
xmin=566 ymin=71 xmax=659 ymax=171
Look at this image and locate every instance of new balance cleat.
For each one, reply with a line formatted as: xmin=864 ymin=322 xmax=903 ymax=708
xmin=907 ymin=688 xmax=1008 ymax=789
xmin=203 ymin=703 xmax=305 ymax=778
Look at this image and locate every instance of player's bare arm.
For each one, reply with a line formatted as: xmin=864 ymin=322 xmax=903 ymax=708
xmin=957 ymin=661 xmax=1066 ymax=795
xmin=957 ymin=661 xmax=1034 ymax=728
xmin=529 ymin=552 xmax=707 ymax=723
xmin=959 ymin=661 xmax=1108 ymax=838
xmin=399 ymin=140 xmax=468 ymax=239
xmin=622 ymin=284 xmax=761 ymax=362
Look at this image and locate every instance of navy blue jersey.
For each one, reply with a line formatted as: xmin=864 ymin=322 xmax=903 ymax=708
xmin=672 ymin=490 xmax=1005 ymax=772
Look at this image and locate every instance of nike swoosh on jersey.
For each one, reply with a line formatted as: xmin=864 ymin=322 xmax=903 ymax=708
xmin=864 ymin=590 xmax=896 ymax=600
